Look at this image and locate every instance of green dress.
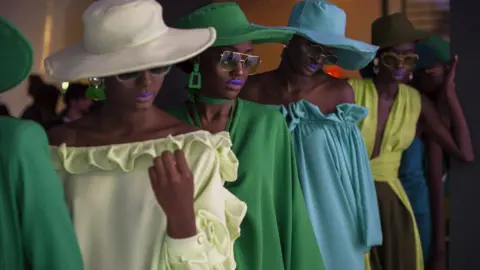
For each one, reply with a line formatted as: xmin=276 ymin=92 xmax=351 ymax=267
xmin=167 ymin=98 xmax=325 ymax=270
xmin=0 ymin=117 xmax=84 ymax=270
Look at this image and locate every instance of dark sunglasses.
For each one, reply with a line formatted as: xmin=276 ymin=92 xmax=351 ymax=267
xmin=219 ymin=51 xmax=261 ymax=75
xmin=380 ymin=52 xmax=419 ymax=70
xmin=304 ymin=44 xmax=338 ymax=65
xmin=116 ymin=66 xmax=171 ymax=81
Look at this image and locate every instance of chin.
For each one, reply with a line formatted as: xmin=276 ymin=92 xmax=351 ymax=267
xmin=135 ymin=102 xmax=154 ymax=110
xmin=225 ymin=91 xmax=240 ymax=100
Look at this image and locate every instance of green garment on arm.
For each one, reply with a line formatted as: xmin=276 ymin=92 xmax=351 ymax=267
xmin=0 ymin=117 xmax=84 ymax=270
xmin=167 ymin=99 xmax=325 ymax=270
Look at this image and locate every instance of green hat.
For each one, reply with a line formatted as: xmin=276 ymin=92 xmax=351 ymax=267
xmin=415 ymin=30 xmax=451 ymax=69
xmin=176 ymin=2 xmax=294 ymax=47
xmin=0 ymin=16 xmax=33 ymax=92
xmin=371 ymin=13 xmax=430 ymax=48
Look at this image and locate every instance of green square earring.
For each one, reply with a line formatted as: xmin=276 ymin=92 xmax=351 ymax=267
xmin=188 ymin=62 xmax=201 ymax=89
xmin=86 ymin=77 xmax=106 ymax=100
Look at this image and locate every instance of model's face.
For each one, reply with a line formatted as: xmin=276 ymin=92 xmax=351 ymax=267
xmin=199 ymin=41 xmax=260 ymax=100
xmin=414 ymin=61 xmax=449 ymax=93
xmin=376 ymin=42 xmax=418 ymax=83
xmin=284 ymin=35 xmax=338 ymax=76
xmin=104 ymin=66 xmax=170 ymax=110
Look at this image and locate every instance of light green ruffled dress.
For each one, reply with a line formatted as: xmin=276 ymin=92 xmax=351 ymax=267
xmin=50 ymin=131 xmax=247 ymax=270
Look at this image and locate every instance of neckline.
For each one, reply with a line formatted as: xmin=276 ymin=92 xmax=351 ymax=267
xmin=50 ymin=130 xmax=227 ymax=150
xmin=368 ymin=79 xmax=402 ymax=159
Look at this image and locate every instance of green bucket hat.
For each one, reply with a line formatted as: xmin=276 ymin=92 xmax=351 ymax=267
xmin=176 ymin=2 xmax=294 ymax=46
xmin=0 ymin=16 xmax=33 ymax=92
xmin=415 ymin=30 xmax=451 ymax=69
xmin=371 ymin=13 xmax=430 ymax=49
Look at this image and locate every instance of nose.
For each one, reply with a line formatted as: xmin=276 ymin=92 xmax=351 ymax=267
xmin=232 ymin=61 xmax=245 ymax=76
xmin=314 ymin=56 xmax=324 ymax=65
xmin=137 ymin=70 xmax=152 ymax=88
xmin=396 ymin=59 xmax=406 ymax=70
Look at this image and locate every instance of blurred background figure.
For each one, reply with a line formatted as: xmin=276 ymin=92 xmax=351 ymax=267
xmin=21 ymin=75 xmax=61 ymax=129
xmin=58 ymin=83 xmax=92 ymax=124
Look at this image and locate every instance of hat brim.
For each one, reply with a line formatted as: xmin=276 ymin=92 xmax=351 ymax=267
xmin=44 ymin=27 xmax=216 ymax=81
xmin=213 ymin=24 xmax=294 ymax=47
xmin=0 ymin=17 xmax=33 ymax=92
xmin=256 ymin=26 xmax=378 ymax=70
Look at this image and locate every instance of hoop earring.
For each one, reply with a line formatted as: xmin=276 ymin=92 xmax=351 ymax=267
xmin=373 ymin=58 xmax=379 ymax=74
xmin=188 ymin=61 xmax=201 ymax=89
xmin=86 ymin=77 xmax=106 ymax=100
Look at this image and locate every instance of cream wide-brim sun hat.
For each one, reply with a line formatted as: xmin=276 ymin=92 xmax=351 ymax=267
xmin=44 ymin=0 xmax=216 ymax=81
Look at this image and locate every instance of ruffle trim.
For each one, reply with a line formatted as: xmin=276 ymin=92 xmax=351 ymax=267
xmin=50 ymin=130 xmax=238 ymax=181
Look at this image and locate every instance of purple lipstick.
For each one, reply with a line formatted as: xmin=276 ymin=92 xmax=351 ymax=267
xmin=394 ymin=71 xmax=405 ymax=78
xmin=227 ymin=79 xmax=243 ymax=85
xmin=308 ymin=64 xmax=319 ymax=70
xmin=136 ymin=91 xmax=153 ymax=100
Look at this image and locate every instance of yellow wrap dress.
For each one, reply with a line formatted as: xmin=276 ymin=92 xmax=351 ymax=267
xmin=349 ymin=78 xmax=424 ymax=270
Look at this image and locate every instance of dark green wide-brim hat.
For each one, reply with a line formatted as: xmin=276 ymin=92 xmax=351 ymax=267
xmin=371 ymin=13 xmax=430 ymax=48
xmin=415 ymin=30 xmax=451 ymax=70
xmin=0 ymin=16 xmax=33 ymax=93
xmin=176 ymin=2 xmax=294 ymax=47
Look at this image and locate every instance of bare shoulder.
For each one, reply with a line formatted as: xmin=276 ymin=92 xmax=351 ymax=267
xmin=47 ymin=113 xmax=100 ymax=146
xmin=324 ymin=77 xmax=354 ymax=103
xmin=47 ymin=124 xmax=75 ymax=146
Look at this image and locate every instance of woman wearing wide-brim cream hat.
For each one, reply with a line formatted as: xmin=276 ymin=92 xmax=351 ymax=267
xmin=46 ymin=0 xmax=247 ymax=269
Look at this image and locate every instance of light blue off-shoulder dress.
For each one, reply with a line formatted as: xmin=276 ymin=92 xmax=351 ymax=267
xmin=273 ymin=100 xmax=383 ymax=270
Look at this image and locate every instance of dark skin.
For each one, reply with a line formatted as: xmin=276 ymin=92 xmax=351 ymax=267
xmin=183 ymin=41 xmax=253 ymax=132
xmin=372 ymin=44 xmax=473 ymax=162
xmin=375 ymin=45 xmax=472 ymax=270
xmin=411 ymin=56 xmax=470 ymax=270
xmin=48 ymin=69 xmax=198 ymax=239
xmin=241 ymin=35 xmax=353 ymax=113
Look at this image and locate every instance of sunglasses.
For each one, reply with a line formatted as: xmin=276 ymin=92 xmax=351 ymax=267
xmin=380 ymin=52 xmax=419 ymax=70
xmin=304 ymin=44 xmax=338 ymax=65
xmin=219 ymin=51 xmax=261 ymax=75
xmin=116 ymin=66 xmax=171 ymax=81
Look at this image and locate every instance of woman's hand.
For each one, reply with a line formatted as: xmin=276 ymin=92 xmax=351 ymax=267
xmin=149 ymin=150 xmax=197 ymax=239
xmin=444 ymin=55 xmax=458 ymax=96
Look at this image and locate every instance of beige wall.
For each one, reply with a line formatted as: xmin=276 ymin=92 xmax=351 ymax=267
xmin=0 ymin=0 xmax=91 ymax=116
xmin=1 ymin=0 xmax=382 ymax=115
xmin=217 ymin=0 xmax=382 ymax=78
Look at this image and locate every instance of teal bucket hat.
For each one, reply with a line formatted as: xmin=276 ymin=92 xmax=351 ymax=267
xmin=0 ymin=16 xmax=33 ymax=92
xmin=415 ymin=30 xmax=451 ymax=70
xmin=176 ymin=2 xmax=294 ymax=46
xmin=261 ymin=0 xmax=379 ymax=70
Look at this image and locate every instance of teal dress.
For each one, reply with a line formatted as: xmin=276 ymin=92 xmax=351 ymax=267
xmin=399 ymin=137 xmax=431 ymax=260
xmin=275 ymin=101 xmax=382 ymax=270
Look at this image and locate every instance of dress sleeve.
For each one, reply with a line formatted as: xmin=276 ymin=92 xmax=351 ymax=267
xmin=15 ymin=121 xmax=84 ymax=270
xmin=272 ymin=115 xmax=326 ymax=270
xmin=158 ymin=133 xmax=246 ymax=270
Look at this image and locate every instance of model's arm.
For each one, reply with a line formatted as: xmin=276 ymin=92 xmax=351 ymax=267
xmin=420 ymin=56 xmax=474 ymax=162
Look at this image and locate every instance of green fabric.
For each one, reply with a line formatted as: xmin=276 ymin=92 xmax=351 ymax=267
xmin=0 ymin=16 xmax=33 ymax=92
xmin=0 ymin=117 xmax=84 ymax=270
xmin=166 ymin=99 xmax=325 ymax=270
xmin=415 ymin=31 xmax=451 ymax=69
xmin=188 ymin=89 xmax=231 ymax=104
xmin=176 ymin=2 xmax=294 ymax=46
